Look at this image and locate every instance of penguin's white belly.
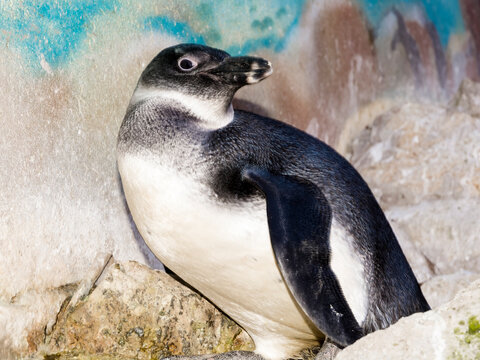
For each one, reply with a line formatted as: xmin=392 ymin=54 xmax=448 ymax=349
xmin=118 ymin=153 xmax=320 ymax=358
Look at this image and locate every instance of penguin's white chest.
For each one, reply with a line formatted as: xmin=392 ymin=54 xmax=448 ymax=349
xmin=117 ymin=153 xmax=321 ymax=358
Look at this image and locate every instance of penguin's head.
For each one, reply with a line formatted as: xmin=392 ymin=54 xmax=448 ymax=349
xmin=139 ymin=43 xmax=272 ymax=97
xmin=129 ymin=44 xmax=272 ymax=128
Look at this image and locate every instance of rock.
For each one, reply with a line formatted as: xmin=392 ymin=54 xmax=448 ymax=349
xmin=0 ymin=43 xmax=164 ymax=304
xmin=0 ymin=253 xmax=114 ymax=355
xmin=346 ymin=84 xmax=480 ymax=280
xmin=349 ymin=102 xmax=480 ymax=208
xmin=2 ymin=261 xmax=253 ymax=359
xmin=336 ymin=279 xmax=480 ymax=359
xmin=36 ymin=261 xmax=253 ymax=359
xmin=421 ymin=272 xmax=480 ymax=309
xmin=386 ymin=200 xmax=480 ymax=276
xmin=0 ymin=284 xmax=78 ymax=355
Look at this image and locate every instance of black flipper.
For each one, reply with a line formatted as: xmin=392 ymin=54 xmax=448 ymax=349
xmin=242 ymin=168 xmax=363 ymax=347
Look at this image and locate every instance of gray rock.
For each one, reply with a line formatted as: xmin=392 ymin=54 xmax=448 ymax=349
xmin=421 ymin=271 xmax=480 ymax=309
xmin=386 ymin=200 xmax=480 ymax=276
xmin=336 ymin=279 xmax=480 ymax=360
xmin=337 ymin=82 xmax=480 ymax=358
xmin=0 ymin=283 xmax=77 ymax=355
xmin=349 ymin=103 xmax=480 ymax=208
xmin=387 ymin=220 xmax=434 ymax=284
xmin=347 ymin=87 xmax=480 ymax=280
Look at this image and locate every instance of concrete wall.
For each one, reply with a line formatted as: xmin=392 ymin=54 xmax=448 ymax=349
xmin=0 ymin=0 xmax=478 ymax=302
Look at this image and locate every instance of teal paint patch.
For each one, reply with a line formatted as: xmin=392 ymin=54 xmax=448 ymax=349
xmin=142 ymin=0 xmax=305 ymax=55
xmin=0 ymin=0 xmax=118 ymax=71
xmin=251 ymin=17 xmax=274 ymax=32
xmin=144 ymin=16 xmax=206 ymax=45
xmin=0 ymin=0 xmax=305 ymax=72
xmin=356 ymin=0 xmax=465 ymax=46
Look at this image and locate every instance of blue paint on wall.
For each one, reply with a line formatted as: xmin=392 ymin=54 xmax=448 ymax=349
xmin=144 ymin=17 xmax=206 ymax=45
xmin=0 ymin=0 xmax=467 ymax=73
xmin=0 ymin=0 xmax=118 ymax=71
xmin=357 ymin=0 xmax=464 ymax=46
xmin=142 ymin=0 xmax=305 ymax=56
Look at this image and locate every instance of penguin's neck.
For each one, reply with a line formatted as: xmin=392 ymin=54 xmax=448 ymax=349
xmin=130 ymin=84 xmax=234 ymax=129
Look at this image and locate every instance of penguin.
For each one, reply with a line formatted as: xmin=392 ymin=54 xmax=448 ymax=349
xmin=117 ymin=44 xmax=430 ymax=360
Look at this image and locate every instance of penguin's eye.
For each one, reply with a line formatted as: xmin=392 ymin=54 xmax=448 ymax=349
xmin=178 ymin=57 xmax=198 ymax=72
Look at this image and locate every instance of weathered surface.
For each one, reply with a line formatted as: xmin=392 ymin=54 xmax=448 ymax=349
xmin=386 ymin=199 xmax=480 ymax=276
xmin=336 ymin=279 xmax=480 ymax=359
xmin=6 ymin=261 xmax=253 ymax=360
xmin=45 ymin=261 xmax=253 ymax=359
xmin=421 ymin=271 xmax=480 ymax=309
xmin=0 ymin=283 xmax=78 ymax=355
xmin=347 ymin=84 xmax=480 ymax=282
xmin=349 ymin=102 xmax=480 ymax=208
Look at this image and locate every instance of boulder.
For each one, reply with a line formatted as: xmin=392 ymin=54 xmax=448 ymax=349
xmin=336 ymin=279 xmax=480 ymax=359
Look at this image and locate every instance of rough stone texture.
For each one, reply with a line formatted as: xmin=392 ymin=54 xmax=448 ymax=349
xmin=349 ymin=102 xmax=480 ymax=208
xmin=0 ymin=30 xmax=166 ymax=303
xmin=421 ymin=271 xmax=480 ymax=309
xmin=386 ymin=200 xmax=480 ymax=276
xmin=0 ymin=283 xmax=78 ymax=355
xmin=2 ymin=261 xmax=253 ymax=359
xmin=347 ymin=83 xmax=480 ymax=282
xmin=333 ymin=80 xmax=480 ymax=358
xmin=336 ymin=279 xmax=480 ymax=360
xmin=37 ymin=261 xmax=253 ymax=359
xmin=385 ymin=219 xmax=434 ymax=284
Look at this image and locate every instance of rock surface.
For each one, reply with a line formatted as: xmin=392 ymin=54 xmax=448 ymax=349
xmin=386 ymin=200 xmax=480 ymax=276
xmin=336 ymin=280 xmax=480 ymax=360
xmin=349 ymin=102 xmax=480 ymax=208
xmin=421 ymin=271 xmax=480 ymax=309
xmin=347 ymin=82 xmax=480 ymax=284
xmin=5 ymin=261 xmax=253 ymax=360
xmin=0 ymin=283 xmax=78 ymax=355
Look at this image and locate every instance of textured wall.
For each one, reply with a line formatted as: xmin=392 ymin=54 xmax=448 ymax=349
xmin=0 ymin=0 xmax=478 ymax=303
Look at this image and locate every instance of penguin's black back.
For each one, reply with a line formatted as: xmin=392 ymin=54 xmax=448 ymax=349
xmin=203 ymin=109 xmax=430 ymax=333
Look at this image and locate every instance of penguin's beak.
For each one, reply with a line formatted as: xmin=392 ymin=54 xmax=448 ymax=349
xmin=208 ymin=56 xmax=273 ymax=86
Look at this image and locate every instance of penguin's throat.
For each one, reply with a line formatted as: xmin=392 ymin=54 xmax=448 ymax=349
xmin=130 ymin=85 xmax=234 ymax=129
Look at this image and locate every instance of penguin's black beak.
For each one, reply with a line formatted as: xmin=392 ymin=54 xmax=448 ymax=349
xmin=208 ymin=56 xmax=273 ymax=86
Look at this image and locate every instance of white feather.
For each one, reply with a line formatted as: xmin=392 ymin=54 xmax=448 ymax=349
xmin=129 ymin=85 xmax=234 ymax=129
xmin=329 ymin=219 xmax=369 ymax=325
xmin=117 ymin=152 xmax=320 ymax=359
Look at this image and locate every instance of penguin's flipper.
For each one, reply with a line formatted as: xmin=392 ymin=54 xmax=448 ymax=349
xmin=242 ymin=168 xmax=363 ymax=347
